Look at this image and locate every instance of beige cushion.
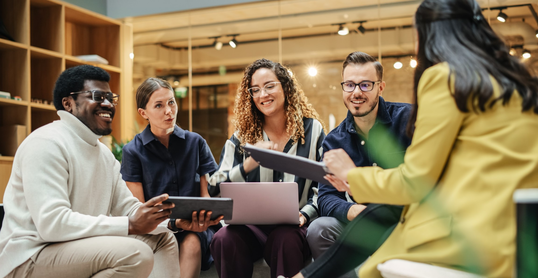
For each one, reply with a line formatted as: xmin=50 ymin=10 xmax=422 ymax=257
xmin=377 ymin=259 xmax=486 ymax=278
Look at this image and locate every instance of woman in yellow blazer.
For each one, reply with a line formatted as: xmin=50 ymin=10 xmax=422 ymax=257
xmin=291 ymin=0 xmax=538 ymax=277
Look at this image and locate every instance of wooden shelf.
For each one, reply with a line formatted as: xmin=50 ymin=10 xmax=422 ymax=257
xmin=0 ymin=0 xmax=129 ymax=202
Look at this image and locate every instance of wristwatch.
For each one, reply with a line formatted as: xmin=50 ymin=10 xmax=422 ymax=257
xmin=169 ymin=218 xmax=180 ymax=232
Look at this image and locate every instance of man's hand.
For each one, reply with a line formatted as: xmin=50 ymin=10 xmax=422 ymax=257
xmin=129 ymin=194 xmax=173 ymax=235
xmin=177 ymin=210 xmax=224 ymax=232
xmin=347 ymin=204 xmax=367 ymax=221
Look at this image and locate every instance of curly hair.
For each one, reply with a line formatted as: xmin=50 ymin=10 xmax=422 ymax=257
xmin=53 ymin=65 xmax=110 ymax=111
xmin=233 ymin=58 xmax=324 ymax=145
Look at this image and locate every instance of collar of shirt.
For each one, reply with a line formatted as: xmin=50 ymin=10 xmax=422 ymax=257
xmin=140 ymin=124 xmax=186 ymax=145
xmin=57 ymin=110 xmax=101 ymax=146
xmin=344 ymin=96 xmax=392 ymax=135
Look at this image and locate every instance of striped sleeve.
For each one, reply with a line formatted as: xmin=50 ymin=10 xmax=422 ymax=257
xmin=208 ymin=134 xmax=246 ymax=196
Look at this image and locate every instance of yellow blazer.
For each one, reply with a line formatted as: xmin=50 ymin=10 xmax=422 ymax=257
xmin=348 ymin=63 xmax=538 ymax=277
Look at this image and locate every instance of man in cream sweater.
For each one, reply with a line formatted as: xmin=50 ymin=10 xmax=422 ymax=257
xmin=0 ymin=65 xmax=180 ymax=278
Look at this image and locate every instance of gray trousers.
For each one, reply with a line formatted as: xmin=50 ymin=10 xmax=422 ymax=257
xmin=7 ymin=232 xmax=179 ymax=278
xmin=306 ymin=216 xmax=346 ymax=260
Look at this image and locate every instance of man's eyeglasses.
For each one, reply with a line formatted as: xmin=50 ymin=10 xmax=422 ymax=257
xmin=247 ymin=82 xmax=281 ymax=98
xmin=341 ymin=81 xmax=381 ymax=93
xmin=70 ymin=90 xmax=119 ymax=106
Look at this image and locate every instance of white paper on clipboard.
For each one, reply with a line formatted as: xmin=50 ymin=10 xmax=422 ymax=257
xmin=243 ymin=143 xmax=331 ymax=184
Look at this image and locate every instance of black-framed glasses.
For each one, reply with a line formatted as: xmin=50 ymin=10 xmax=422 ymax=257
xmin=247 ymin=82 xmax=281 ymax=98
xmin=341 ymin=80 xmax=381 ymax=93
xmin=70 ymin=90 xmax=119 ymax=106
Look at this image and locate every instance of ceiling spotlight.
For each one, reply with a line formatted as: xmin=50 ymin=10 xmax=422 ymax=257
xmin=509 ymin=48 xmax=517 ymax=56
xmin=497 ymin=9 xmax=508 ymax=23
xmin=394 ymin=61 xmax=403 ymax=69
xmin=357 ymin=22 xmax=366 ymax=34
xmin=338 ymin=24 xmax=349 ymax=36
xmin=522 ymin=49 xmax=531 ymax=59
xmin=308 ymin=67 xmax=318 ymax=77
xmin=535 ymin=30 xmax=538 ymax=38
xmin=228 ymin=36 xmax=238 ymax=48
xmin=211 ymin=37 xmax=223 ymax=50
xmin=410 ymin=59 xmax=417 ymax=68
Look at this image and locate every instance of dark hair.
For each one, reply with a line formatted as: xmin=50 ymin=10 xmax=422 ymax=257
xmin=342 ymin=51 xmax=384 ymax=80
xmin=136 ymin=77 xmax=174 ymax=109
xmin=234 ymin=58 xmax=323 ymax=145
xmin=408 ymin=0 xmax=538 ymax=135
xmin=53 ymin=65 xmax=110 ymax=111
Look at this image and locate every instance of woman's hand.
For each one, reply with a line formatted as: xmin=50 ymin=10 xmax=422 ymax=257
xmin=324 ymin=174 xmax=352 ymax=196
xmin=243 ymin=141 xmax=278 ymax=173
xmin=177 ymin=210 xmax=223 ymax=232
xmin=299 ymin=212 xmax=307 ymax=227
xmin=323 ymin=149 xmax=356 ymax=181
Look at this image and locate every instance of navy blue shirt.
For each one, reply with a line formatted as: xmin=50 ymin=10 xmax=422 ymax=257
xmin=121 ymin=125 xmax=218 ymax=200
xmin=318 ymin=97 xmax=412 ymax=223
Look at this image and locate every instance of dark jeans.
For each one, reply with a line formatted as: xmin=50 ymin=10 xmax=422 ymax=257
xmin=301 ymin=204 xmax=401 ymax=278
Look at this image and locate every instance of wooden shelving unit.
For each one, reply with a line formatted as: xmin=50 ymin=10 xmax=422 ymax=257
xmin=0 ymin=0 xmax=132 ymax=202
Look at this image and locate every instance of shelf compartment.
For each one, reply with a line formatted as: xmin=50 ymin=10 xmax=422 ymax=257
xmin=0 ymin=104 xmax=28 ymax=127
xmin=64 ymin=6 xmax=121 ymax=68
xmin=30 ymin=108 xmax=58 ymax=132
xmin=0 ymin=159 xmax=13 ymax=202
xmin=0 ymin=0 xmax=29 ymax=45
xmin=0 ymin=46 xmax=29 ymax=101
xmin=30 ymin=51 xmax=62 ymax=107
xmin=65 ymin=55 xmax=121 ymax=73
xmin=30 ymin=0 xmax=62 ymax=52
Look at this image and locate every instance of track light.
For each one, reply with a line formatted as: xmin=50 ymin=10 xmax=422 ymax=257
xmin=394 ymin=61 xmax=403 ymax=69
xmin=497 ymin=9 xmax=508 ymax=23
xmin=410 ymin=58 xmax=417 ymax=68
xmin=338 ymin=24 xmax=349 ymax=36
xmin=535 ymin=30 xmax=538 ymax=39
xmin=358 ymin=23 xmax=366 ymax=34
xmin=522 ymin=49 xmax=531 ymax=59
xmin=211 ymin=37 xmax=223 ymax=50
xmin=228 ymin=36 xmax=238 ymax=48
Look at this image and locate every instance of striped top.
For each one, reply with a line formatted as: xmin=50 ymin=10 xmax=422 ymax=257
xmin=208 ymin=118 xmax=326 ymax=223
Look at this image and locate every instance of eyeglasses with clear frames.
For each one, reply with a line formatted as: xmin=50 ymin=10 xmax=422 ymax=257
xmin=70 ymin=90 xmax=119 ymax=106
xmin=341 ymin=81 xmax=381 ymax=93
xmin=248 ymin=82 xmax=281 ymax=98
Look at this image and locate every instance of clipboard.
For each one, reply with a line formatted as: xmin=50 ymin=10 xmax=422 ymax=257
xmin=163 ymin=197 xmax=233 ymax=220
xmin=243 ymin=143 xmax=331 ymax=184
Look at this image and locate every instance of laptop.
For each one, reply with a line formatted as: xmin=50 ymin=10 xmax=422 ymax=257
xmin=220 ymin=182 xmax=300 ymax=225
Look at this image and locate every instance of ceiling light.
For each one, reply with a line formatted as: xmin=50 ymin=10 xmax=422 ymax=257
xmin=497 ymin=10 xmax=507 ymax=23
xmin=535 ymin=30 xmax=538 ymax=39
xmin=308 ymin=67 xmax=318 ymax=77
xmin=229 ymin=36 xmax=238 ymax=48
xmin=338 ymin=25 xmax=349 ymax=36
xmin=509 ymin=48 xmax=517 ymax=56
xmin=522 ymin=49 xmax=531 ymax=59
xmin=210 ymin=36 xmax=223 ymax=50
xmin=358 ymin=23 xmax=366 ymax=34
xmin=394 ymin=61 xmax=403 ymax=69
xmin=410 ymin=59 xmax=417 ymax=68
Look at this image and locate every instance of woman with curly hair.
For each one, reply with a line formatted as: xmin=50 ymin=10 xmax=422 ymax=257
xmin=208 ymin=58 xmax=326 ymax=278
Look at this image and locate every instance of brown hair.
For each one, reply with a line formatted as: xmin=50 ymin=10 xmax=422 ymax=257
xmin=233 ymin=58 xmax=324 ymax=145
xmin=136 ymin=77 xmax=174 ymax=109
xmin=342 ymin=51 xmax=384 ymax=80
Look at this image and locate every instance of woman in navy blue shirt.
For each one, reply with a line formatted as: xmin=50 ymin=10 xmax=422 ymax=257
xmin=121 ymin=77 xmax=222 ymax=278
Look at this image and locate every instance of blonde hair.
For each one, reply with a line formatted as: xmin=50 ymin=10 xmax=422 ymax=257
xmin=233 ymin=58 xmax=324 ymax=145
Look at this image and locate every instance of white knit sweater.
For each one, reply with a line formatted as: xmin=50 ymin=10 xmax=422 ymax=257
xmin=0 ymin=111 xmax=168 ymax=277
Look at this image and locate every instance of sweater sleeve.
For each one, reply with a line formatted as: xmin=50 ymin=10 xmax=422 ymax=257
xmin=348 ymin=63 xmax=465 ymax=204
xmin=21 ymin=138 xmax=133 ymax=241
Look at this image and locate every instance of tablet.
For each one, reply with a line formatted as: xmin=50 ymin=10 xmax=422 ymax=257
xmin=163 ymin=197 xmax=233 ymax=220
xmin=243 ymin=143 xmax=331 ymax=185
